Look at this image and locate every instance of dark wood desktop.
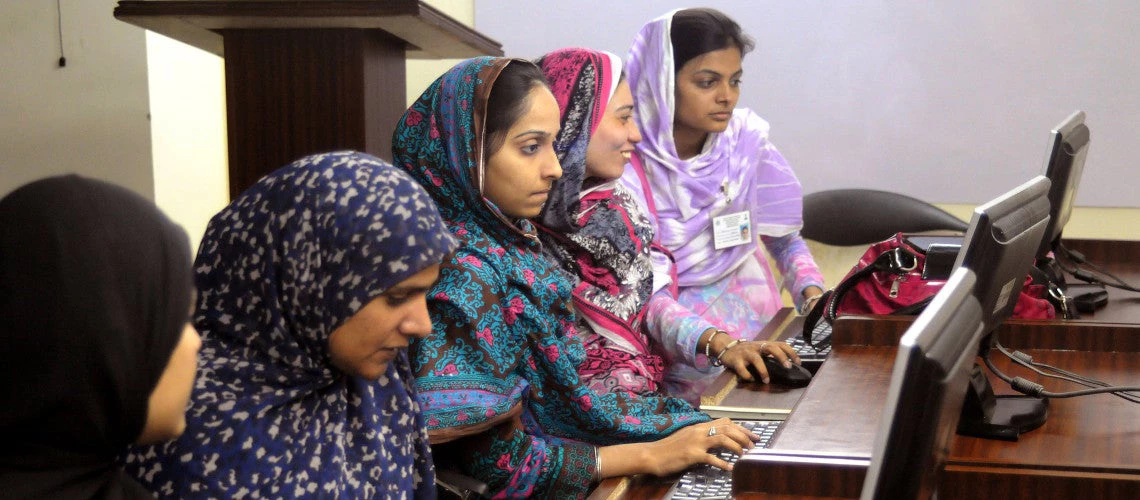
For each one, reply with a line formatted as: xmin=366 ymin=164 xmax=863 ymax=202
xmin=1061 ymin=239 xmax=1140 ymax=324
xmin=589 ymin=238 xmax=1140 ymax=499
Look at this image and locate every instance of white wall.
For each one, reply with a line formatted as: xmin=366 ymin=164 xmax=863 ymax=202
xmin=407 ymin=0 xmax=476 ymax=104
xmin=1 ymin=0 xmax=153 ymax=199
xmin=146 ymin=32 xmax=228 ymax=253
xmin=1 ymin=0 xmax=476 ymax=254
xmin=475 ymin=0 xmax=1140 ymax=209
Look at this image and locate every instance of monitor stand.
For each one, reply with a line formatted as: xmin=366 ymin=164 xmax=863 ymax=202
xmin=956 ymin=364 xmax=1048 ymax=441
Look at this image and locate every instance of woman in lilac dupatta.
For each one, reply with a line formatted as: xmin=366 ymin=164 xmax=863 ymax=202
xmin=621 ymin=8 xmax=826 ymax=401
xmin=536 ymin=48 xmax=804 ymax=402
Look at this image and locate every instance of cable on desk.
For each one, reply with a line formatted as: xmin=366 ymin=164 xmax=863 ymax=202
xmin=1056 ymin=243 xmax=1140 ymax=293
xmin=984 ymin=349 xmax=1140 ymax=403
xmin=994 ymin=343 xmax=1140 ymax=404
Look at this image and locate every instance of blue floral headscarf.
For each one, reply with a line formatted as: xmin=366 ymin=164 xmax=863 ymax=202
xmin=393 ymin=57 xmax=707 ymax=498
xmin=122 ymin=151 xmax=457 ymax=499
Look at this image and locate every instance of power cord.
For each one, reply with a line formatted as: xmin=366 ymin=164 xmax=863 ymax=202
xmin=1056 ymin=243 xmax=1140 ymax=293
xmin=994 ymin=342 xmax=1140 ymax=404
xmin=984 ymin=345 xmax=1140 ymax=403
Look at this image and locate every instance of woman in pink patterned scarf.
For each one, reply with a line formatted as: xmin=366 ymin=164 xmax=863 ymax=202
xmin=534 ymin=48 xmax=672 ymax=397
xmin=536 ymin=44 xmax=805 ymax=405
xmin=620 ymin=8 xmax=827 ymax=401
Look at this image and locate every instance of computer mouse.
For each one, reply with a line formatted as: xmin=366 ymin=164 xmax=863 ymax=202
xmin=748 ymin=356 xmax=813 ymax=388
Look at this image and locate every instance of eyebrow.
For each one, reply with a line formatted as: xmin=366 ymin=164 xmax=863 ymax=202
xmin=513 ymin=130 xmax=552 ymax=141
xmin=616 ymin=104 xmax=635 ymax=113
xmin=693 ymin=69 xmax=744 ymax=78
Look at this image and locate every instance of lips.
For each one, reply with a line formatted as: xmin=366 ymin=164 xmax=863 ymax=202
xmin=710 ymin=112 xmax=732 ymax=120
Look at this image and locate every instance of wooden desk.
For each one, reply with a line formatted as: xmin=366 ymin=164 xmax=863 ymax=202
xmin=735 ymin=316 xmax=1140 ymax=499
xmin=593 ymin=237 xmax=1139 ymax=499
xmin=593 ymin=313 xmax=1140 ymax=499
xmin=1062 ymin=239 xmax=1140 ymax=324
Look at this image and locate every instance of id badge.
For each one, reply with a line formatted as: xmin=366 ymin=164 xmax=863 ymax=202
xmin=713 ymin=211 xmax=752 ymax=250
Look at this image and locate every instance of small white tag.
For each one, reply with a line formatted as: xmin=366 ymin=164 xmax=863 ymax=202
xmin=713 ymin=211 xmax=752 ymax=250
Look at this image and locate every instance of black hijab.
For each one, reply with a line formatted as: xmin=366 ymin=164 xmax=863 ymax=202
xmin=0 ymin=175 xmax=192 ymax=499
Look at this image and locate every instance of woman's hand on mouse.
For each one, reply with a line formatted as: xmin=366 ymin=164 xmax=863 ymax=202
xmin=717 ymin=340 xmax=799 ymax=383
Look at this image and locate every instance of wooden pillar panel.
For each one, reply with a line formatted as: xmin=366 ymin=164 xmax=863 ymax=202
xmin=222 ymin=29 xmax=405 ymax=198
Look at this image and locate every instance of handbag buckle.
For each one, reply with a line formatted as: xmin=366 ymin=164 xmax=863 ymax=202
xmin=889 ymin=248 xmax=918 ymax=273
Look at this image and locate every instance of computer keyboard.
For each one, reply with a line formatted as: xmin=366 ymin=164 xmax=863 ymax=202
xmin=788 ymin=320 xmax=832 ymax=374
xmin=665 ymin=419 xmax=781 ymax=500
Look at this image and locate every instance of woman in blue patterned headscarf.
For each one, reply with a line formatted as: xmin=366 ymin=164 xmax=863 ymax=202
xmin=393 ymin=57 xmax=760 ymax=498
xmin=122 ymin=151 xmax=457 ymax=498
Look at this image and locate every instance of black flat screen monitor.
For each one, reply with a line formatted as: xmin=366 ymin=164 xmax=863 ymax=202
xmin=1037 ymin=110 xmax=1089 ymax=258
xmin=860 ymin=268 xmax=985 ymax=500
xmin=954 ymin=176 xmax=1053 ymax=442
xmin=862 ymin=177 xmax=1053 ymax=499
xmin=954 ymin=176 xmax=1053 ymax=332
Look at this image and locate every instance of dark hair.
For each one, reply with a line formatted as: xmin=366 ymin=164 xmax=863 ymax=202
xmin=670 ymin=8 xmax=755 ymax=73
xmin=485 ymin=60 xmax=549 ymax=158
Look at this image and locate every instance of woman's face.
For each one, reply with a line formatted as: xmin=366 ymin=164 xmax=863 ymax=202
xmin=673 ymin=45 xmax=744 ymax=139
xmin=327 ymin=264 xmax=440 ymax=380
xmin=484 ymin=85 xmax=563 ymax=219
xmin=585 ymin=80 xmax=641 ymax=181
xmin=136 ymin=303 xmax=201 ymax=445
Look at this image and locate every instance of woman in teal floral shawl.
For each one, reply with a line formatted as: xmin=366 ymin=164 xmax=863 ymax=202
xmin=393 ymin=56 xmax=758 ymax=498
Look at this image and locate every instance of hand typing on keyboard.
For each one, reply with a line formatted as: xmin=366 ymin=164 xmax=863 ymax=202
xmin=601 ymin=419 xmax=761 ymax=478
xmin=666 ymin=420 xmax=781 ymax=500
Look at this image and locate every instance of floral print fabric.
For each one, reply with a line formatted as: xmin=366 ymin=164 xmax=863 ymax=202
xmin=122 ymin=151 xmax=457 ymax=499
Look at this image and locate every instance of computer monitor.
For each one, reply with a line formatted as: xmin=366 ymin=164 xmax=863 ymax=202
xmin=860 ymin=268 xmax=985 ymax=500
xmin=953 ymin=175 xmax=1053 ymax=441
xmin=1037 ymin=110 xmax=1089 ymax=259
xmin=862 ymin=177 xmax=1053 ymax=499
xmin=954 ymin=176 xmax=1053 ymax=332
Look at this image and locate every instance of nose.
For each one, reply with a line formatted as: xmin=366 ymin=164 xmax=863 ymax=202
xmin=627 ymin=120 xmax=643 ymax=144
xmin=715 ymin=83 xmax=730 ymax=103
xmin=401 ymin=297 xmax=434 ymax=339
xmin=720 ymin=81 xmax=740 ymax=106
xmin=543 ymin=147 xmax=563 ymax=180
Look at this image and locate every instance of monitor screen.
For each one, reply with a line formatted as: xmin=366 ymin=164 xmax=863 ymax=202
xmin=1037 ymin=110 xmax=1090 ymax=258
xmin=954 ymin=176 xmax=1052 ymax=332
xmin=860 ymin=268 xmax=985 ymax=500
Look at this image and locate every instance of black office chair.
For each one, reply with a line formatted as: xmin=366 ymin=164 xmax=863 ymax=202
xmin=436 ymin=468 xmax=489 ymax=499
xmin=801 ymin=189 xmax=969 ymax=246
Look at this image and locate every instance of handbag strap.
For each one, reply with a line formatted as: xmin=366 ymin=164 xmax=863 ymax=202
xmin=802 ymin=246 xmax=919 ymax=346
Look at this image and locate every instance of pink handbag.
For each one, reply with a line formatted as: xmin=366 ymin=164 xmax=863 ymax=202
xmin=803 ymin=233 xmax=1056 ymax=339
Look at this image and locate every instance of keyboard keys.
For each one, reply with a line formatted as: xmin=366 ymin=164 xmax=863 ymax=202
xmin=789 ymin=322 xmax=832 ymax=374
xmin=666 ymin=420 xmax=781 ymax=499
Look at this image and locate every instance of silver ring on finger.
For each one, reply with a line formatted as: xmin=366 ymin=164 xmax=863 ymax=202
xmin=758 ymin=341 xmax=768 ymax=351
xmin=707 ymin=426 xmax=717 ymax=437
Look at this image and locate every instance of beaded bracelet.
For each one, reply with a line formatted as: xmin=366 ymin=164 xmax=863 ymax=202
xmin=712 ymin=339 xmax=742 ymax=367
xmin=704 ymin=329 xmax=727 ymax=361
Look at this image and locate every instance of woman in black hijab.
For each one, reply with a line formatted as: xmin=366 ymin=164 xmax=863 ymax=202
xmin=0 ymin=175 xmax=200 ymax=499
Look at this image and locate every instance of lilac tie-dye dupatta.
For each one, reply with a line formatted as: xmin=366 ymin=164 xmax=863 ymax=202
xmin=622 ymin=9 xmax=806 ymax=287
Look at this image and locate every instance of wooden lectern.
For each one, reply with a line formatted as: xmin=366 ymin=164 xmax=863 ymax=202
xmin=114 ymin=1 xmax=503 ymax=198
